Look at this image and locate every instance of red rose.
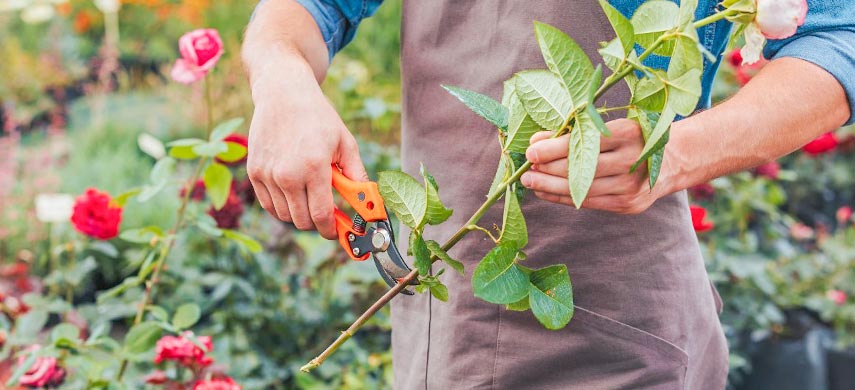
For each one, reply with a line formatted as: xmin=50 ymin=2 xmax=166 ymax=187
xmin=171 ymin=28 xmax=224 ymax=84
xmin=208 ymin=191 xmax=244 ymax=229
xmin=827 ymin=290 xmax=847 ymax=306
xmin=17 ymin=346 xmax=66 ymax=388
xmin=727 ymin=48 xmax=743 ymax=68
xmin=688 ymin=183 xmax=715 ymax=201
xmin=802 ymin=132 xmax=839 ymax=156
xmin=215 ymin=134 xmax=249 ymax=166
xmin=70 ymin=188 xmax=122 ymax=240
xmin=144 ymin=370 xmax=169 ymax=384
xmin=233 ymin=179 xmax=256 ymax=206
xmin=193 ymin=377 xmax=242 ymax=390
xmin=154 ymin=332 xmax=214 ymax=367
xmin=690 ymin=205 xmax=714 ymax=232
xmin=180 ymin=179 xmax=207 ymax=202
xmin=754 ymin=161 xmax=780 ymax=179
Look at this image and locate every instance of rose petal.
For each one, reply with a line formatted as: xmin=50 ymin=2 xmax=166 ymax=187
xmin=171 ymin=59 xmax=206 ymax=84
xmin=741 ymin=24 xmax=766 ymax=65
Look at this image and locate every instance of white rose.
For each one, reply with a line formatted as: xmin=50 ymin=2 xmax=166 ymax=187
xmin=755 ymin=0 xmax=808 ymax=39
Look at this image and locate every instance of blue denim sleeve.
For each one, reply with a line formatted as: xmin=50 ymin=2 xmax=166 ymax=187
xmin=764 ymin=0 xmax=855 ymax=124
xmin=266 ymin=0 xmax=384 ymax=62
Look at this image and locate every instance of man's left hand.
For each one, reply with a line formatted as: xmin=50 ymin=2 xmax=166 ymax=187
xmin=520 ymin=119 xmax=667 ymax=214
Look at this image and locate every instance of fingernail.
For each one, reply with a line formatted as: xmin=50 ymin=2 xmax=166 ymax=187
xmin=529 ymin=149 xmax=539 ymax=163
xmin=520 ymin=173 xmax=532 ymax=187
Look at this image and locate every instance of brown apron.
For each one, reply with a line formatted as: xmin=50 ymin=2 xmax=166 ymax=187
xmin=391 ymin=1 xmax=729 ymax=389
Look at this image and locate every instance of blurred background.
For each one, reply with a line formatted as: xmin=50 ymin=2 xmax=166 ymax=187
xmin=0 ymin=0 xmax=854 ymax=389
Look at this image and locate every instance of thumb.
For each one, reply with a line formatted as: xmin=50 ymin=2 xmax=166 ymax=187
xmin=337 ymin=135 xmax=369 ymax=182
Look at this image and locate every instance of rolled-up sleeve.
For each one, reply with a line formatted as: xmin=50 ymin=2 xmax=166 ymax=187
xmin=254 ymin=0 xmax=384 ymax=62
xmin=764 ymin=0 xmax=855 ymax=124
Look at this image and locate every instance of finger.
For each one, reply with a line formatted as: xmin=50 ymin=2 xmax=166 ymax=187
xmin=601 ymin=119 xmax=641 ymax=151
xmin=526 ymin=134 xmax=570 ymax=164
xmin=586 ymin=175 xmax=635 ymax=198
xmin=284 ymin=186 xmax=314 ymax=231
xmin=251 ymin=178 xmax=274 ymax=213
xmin=519 ymin=171 xmax=570 ymax=196
xmin=307 ymin=171 xmax=337 ymax=240
xmin=268 ymin=184 xmax=293 ymax=222
xmin=529 ymin=131 xmax=552 ymax=144
xmin=531 ymin=158 xmax=568 ymax=178
xmin=338 ymin=134 xmax=369 ymax=182
xmin=533 ymin=191 xmax=573 ymax=206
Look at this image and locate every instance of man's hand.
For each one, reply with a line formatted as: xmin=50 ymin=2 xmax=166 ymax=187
xmin=246 ymin=59 xmax=368 ymax=240
xmin=520 ymin=119 xmax=666 ymax=214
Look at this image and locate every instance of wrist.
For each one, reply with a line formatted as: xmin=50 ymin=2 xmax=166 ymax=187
xmin=657 ymin=118 xmax=698 ymax=197
xmin=248 ymin=51 xmax=323 ymax=108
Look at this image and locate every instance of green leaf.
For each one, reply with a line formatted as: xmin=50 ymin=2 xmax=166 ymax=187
xmin=113 ymin=188 xmax=141 ymax=207
xmin=15 ymin=310 xmax=48 ymax=339
xmin=677 ymin=0 xmax=699 ymax=26
xmin=632 ymin=75 xmax=668 ymax=112
xmin=499 ymin=186 xmax=528 ymax=248
xmin=377 ymin=171 xmax=427 ymax=229
xmin=137 ymin=183 xmax=166 ymax=203
xmin=501 ymin=76 xmax=517 ymax=107
xmin=665 ymin=68 xmax=703 ymax=116
xmin=528 ymin=265 xmax=574 ymax=330
xmin=471 ymin=244 xmax=529 ymax=304
xmin=567 ymin=112 xmax=602 ymax=208
xmin=489 ymin=153 xmax=513 ymax=196
xmin=420 ymin=164 xmax=452 ymax=225
xmin=122 ymin=321 xmax=162 ymax=355
xmin=210 ymin=117 xmax=245 ymax=142
xmin=425 ymin=240 xmax=464 ymax=276
xmin=222 ymin=230 xmax=263 ymax=253
xmin=533 ymin=21 xmax=594 ymax=105
xmin=203 ymin=162 xmax=233 ymax=210
xmin=442 ymin=85 xmax=509 ymax=130
xmin=147 ymin=306 xmax=169 ymax=323
xmin=51 ymin=323 xmax=81 ymax=346
xmin=193 ymin=141 xmax=229 ymax=157
xmin=172 ymin=303 xmax=201 ymax=330
xmin=631 ymin=0 xmax=680 ymax=56
xmin=504 ymin=93 xmax=543 ymax=154
xmin=410 ymin=232 xmax=431 ymax=276
xmin=216 ymin=142 xmax=247 ymax=164
xmin=599 ymin=0 xmax=635 ymax=55
xmin=429 ymin=283 xmax=449 ymax=302
xmin=119 ymin=226 xmax=163 ymax=245
xmin=167 ymin=138 xmax=205 ymax=160
xmin=583 ymin=66 xmax=610 ymax=136
xmin=506 ymin=296 xmax=530 ymax=311
xmin=668 ymin=26 xmax=703 ymax=80
xmin=630 ymin=109 xmax=666 ymax=188
xmin=634 ymin=107 xmax=677 ymax=169
xmin=196 ymin=218 xmax=224 ymax=237
xmin=515 ymin=70 xmax=573 ymax=131
xmin=149 ymin=157 xmax=176 ymax=185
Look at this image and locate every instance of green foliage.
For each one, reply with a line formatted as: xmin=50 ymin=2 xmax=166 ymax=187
xmin=472 ymin=244 xmax=529 ymax=304
xmin=514 ymin=70 xmax=572 ymax=131
xmin=441 ymin=85 xmax=508 ymax=131
xmin=528 ymin=265 xmax=574 ymax=330
xmin=203 ymin=162 xmax=233 ymax=210
xmin=499 ymin=186 xmax=528 ymax=248
xmin=377 ymin=171 xmax=426 ymax=229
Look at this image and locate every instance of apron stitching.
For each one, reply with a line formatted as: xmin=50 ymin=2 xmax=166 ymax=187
xmin=490 ymin=306 xmax=502 ymax=390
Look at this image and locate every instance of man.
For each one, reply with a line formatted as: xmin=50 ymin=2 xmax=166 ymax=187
xmin=242 ymin=1 xmax=854 ymax=388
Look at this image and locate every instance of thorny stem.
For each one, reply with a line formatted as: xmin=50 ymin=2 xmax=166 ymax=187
xmin=302 ymin=9 xmax=732 ymax=372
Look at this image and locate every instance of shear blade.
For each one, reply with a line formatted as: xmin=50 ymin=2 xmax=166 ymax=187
xmin=371 ymin=220 xmax=417 ymax=294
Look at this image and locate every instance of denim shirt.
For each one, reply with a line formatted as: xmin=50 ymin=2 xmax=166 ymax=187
xmin=269 ymin=0 xmax=855 ymax=123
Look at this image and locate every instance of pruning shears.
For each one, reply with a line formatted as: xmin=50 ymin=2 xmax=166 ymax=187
xmin=331 ymin=165 xmax=416 ymax=294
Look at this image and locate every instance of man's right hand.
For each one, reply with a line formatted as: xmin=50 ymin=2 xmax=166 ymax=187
xmin=246 ymin=57 xmax=368 ymax=240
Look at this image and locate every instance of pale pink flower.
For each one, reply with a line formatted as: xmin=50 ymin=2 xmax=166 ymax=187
xmin=837 ymin=206 xmax=853 ymax=224
xmin=789 ymin=222 xmax=814 ymax=240
xmin=827 ymin=290 xmax=847 ymax=306
xmin=756 ymin=0 xmax=808 ymax=39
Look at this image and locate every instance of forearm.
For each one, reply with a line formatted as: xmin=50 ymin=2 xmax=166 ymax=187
xmin=663 ymin=57 xmax=850 ymax=193
xmin=242 ymin=0 xmax=329 ymax=93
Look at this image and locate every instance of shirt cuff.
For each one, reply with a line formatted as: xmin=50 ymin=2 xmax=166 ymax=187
xmin=765 ymin=29 xmax=855 ymax=125
xmin=291 ymin=0 xmax=348 ymax=62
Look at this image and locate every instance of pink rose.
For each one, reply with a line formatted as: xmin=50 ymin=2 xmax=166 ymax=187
xmin=790 ymin=222 xmax=814 ymax=240
xmin=17 ymin=346 xmax=66 ymax=388
xmin=755 ymin=0 xmax=808 ymax=39
xmin=754 ymin=161 xmax=780 ymax=179
xmin=143 ymin=370 xmax=169 ymax=384
xmin=827 ymin=290 xmax=847 ymax=306
xmin=837 ymin=206 xmax=853 ymax=224
xmin=170 ymin=28 xmax=224 ymax=84
xmin=194 ymin=377 xmax=242 ymax=390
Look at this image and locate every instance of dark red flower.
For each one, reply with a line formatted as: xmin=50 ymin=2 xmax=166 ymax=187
xmin=690 ymin=205 xmax=714 ymax=232
xmin=215 ymin=134 xmax=248 ymax=166
xmin=17 ymin=346 xmax=66 ymax=388
xmin=754 ymin=161 xmax=780 ymax=179
xmin=193 ymin=377 xmax=241 ymax=390
xmin=232 ymin=178 xmax=256 ymax=206
xmin=180 ymin=179 xmax=207 ymax=201
xmin=144 ymin=370 xmax=169 ymax=384
xmin=154 ymin=332 xmax=214 ymax=367
xmin=803 ymin=132 xmax=839 ymax=156
xmin=688 ymin=183 xmax=715 ymax=201
xmin=70 ymin=188 xmax=122 ymax=240
xmin=208 ymin=191 xmax=244 ymax=229
xmin=727 ymin=48 xmax=743 ymax=67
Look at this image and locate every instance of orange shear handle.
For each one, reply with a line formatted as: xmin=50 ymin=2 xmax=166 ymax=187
xmin=331 ymin=165 xmax=388 ymax=261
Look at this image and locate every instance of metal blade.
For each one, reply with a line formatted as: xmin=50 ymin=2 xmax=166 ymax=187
xmin=371 ymin=219 xmax=417 ymax=293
